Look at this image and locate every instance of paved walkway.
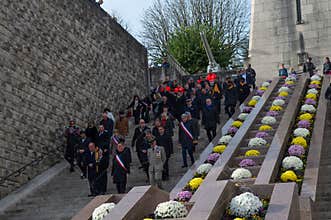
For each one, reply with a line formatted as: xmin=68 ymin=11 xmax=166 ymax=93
xmin=0 ymin=113 xmax=228 ymax=220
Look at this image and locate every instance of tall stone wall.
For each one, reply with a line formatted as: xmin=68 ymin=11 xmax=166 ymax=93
xmin=249 ymin=0 xmax=331 ymax=80
xmin=0 ymin=0 xmax=148 ymax=198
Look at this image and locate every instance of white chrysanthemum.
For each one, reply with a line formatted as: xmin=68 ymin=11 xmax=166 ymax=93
xmin=301 ymin=104 xmax=316 ymax=113
xmin=219 ymin=135 xmax=232 ymax=144
xmin=248 ymin=138 xmax=267 ymax=148
xmin=262 ymin=82 xmax=271 ymax=87
xmin=92 ymin=203 xmax=116 ymax=220
xmin=282 ymin=156 xmax=303 ymax=170
xmin=285 ymin=76 xmax=296 ymax=82
xmin=272 ymin=99 xmax=285 ymax=106
xmin=293 ymin=128 xmax=310 ymax=137
xmin=231 ymin=168 xmax=252 ymax=181
xmin=307 ymin=88 xmax=318 ymax=94
xmin=311 ymin=75 xmax=321 ymax=81
xmin=261 ymin=116 xmax=277 ymax=125
xmin=196 ymin=163 xmax=213 ymax=175
xmin=154 ymin=201 xmax=188 ymax=218
xmin=278 ymin=87 xmax=290 ymax=93
xmin=238 ymin=113 xmax=249 ymax=121
xmin=252 ymin=96 xmax=261 ymax=101
xmin=229 ymin=192 xmax=263 ymax=218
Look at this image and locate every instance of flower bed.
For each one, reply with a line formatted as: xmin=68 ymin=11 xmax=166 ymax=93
xmin=173 ymin=81 xmax=273 ymax=201
xmin=276 ymin=74 xmax=323 ymax=192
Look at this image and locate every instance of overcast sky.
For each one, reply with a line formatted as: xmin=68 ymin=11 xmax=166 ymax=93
xmin=101 ymin=0 xmax=154 ymax=41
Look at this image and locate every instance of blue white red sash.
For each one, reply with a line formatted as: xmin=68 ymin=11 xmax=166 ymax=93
xmin=112 ymin=136 xmax=119 ymax=145
xmin=115 ymin=155 xmax=128 ymax=172
xmin=180 ymin=122 xmax=193 ymax=140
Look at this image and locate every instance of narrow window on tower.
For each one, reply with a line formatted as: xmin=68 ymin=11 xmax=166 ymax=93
xmin=296 ymin=0 xmax=303 ymax=24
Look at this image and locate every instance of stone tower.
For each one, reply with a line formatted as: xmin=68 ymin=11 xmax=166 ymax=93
xmin=249 ymin=0 xmax=331 ymax=79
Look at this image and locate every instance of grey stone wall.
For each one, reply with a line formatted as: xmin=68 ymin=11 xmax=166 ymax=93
xmin=0 ymin=0 xmax=148 ymax=198
xmin=249 ymin=0 xmax=331 ymax=80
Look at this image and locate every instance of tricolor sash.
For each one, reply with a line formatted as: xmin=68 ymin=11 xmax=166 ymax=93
xmin=180 ymin=122 xmax=193 ymax=140
xmin=115 ymin=154 xmax=128 ymax=172
xmin=112 ymin=136 xmax=119 ymax=145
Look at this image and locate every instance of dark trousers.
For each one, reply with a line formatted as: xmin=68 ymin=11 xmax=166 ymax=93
xmin=77 ymin=153 xmax=86 ymax=176
xmin=182 ymin=144 xmax=195 ymax=166
xmin=116 ymin=181 xmax=127 ymax=194
xmin=205 ymin=127 xmax=216 ymax=142
xmin=162 ymin=157 xmax=169 ymax=179
xmin=133 ymin=110 xmax=140 ymax=125
xmin=88 ymin=177 xmax=98 ymax=195
xmin=98 ymin=171 xmax=108 ymax=194
xmin=225 ymin=105 xmax=236 ymax=118
xmin=64 ymin=145 xmax=75 ymax=168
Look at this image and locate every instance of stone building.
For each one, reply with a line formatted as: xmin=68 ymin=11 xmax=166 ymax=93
xmin=0 ymin=0 xmax=148 ymax=198
xmin=249 ymin=0 xmax=331 ymax=79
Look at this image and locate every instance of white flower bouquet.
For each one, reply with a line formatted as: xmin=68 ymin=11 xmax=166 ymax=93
xmin=92 ymin=203 xmax=116 ymax=220
xmin=238 ymin=113 xmax=249 ymax=121
xmin=311 ymin=75 xmax=321 ymax=81
xmin=219 ymin=135 xmax=232 ymax=144
xmin=248 ymin=137 xmax=267 ymax=148
xmin=293 ymin=128 xmax=310 ymax=137
xmin=154 ymin=201 xmax=188 ymax=218
xmin=262 ymin=82 xmax=271 ymax=87
xmin=278 ymin=87 xmax=290 ymax=93
xmin=301 ymin=104 xmax=316 ymax=113
xmin=231 ymin=168 xmax=252 ymax=181
xmin=252 ymin=96 xmax=261 ymax=101
xmin=229 ymin=192 xmax=263 ymax=217
xmin=261 ymin=116 xmax=277 ymax=125
xmin=272 ymin=99 xmax=285 ymax=106
xmin=196 ymin=163 xmax=213 ymax=175
xmin=282 ymin=156 xmax=303 ymax=170
xmin=307 ymin=88 xmax=318 ymax=94
xmin=285 ymin=76 xmax=296 ymax=82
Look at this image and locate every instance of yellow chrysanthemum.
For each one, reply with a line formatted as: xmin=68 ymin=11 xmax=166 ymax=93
xmin=280 ymin=170 xmax=298 ymax=182
xmin=291 ymin=137 xmax=308 ymax=148
xmin=232 ymin=120 xmax=243 ymax=128
xmin=234 ymin=218 xmax=245 ymax=220
xmin=299 ymin=113 xmax=313 ymax=121
xmin=259 ymin=125 xmax=272 ymax=131
xmin=286 ymin=80 xmax=294 ymax=85
xmin=248 ymin=99 xmax=258 ymax=107
xmin=189 ymin=177 xmax=203 ymax=190
xmin=213 ymin=145 xmax=227 ymax=154
xmin=259 ymin=86 xmax=268 ymax=91
xmin=310 ymin=80 xmax=321 ymax=85
xmin=305 ymin=93 xmax=317 ymax=100
xmin=245 ymin=150 xmax=260 ymax=157
xmin=269 ymin=105 xmax=283 ymax=111
xmin=279 ymin=91 xmax=289 ymax=97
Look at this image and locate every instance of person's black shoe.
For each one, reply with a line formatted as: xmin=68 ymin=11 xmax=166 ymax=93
xmin=181 ymin=165 xmax=188 ymax=168
xmin=80 ymin=173 xmax=85 ymax=179
xmin=88 ymin=194 xmax=96 ymax=197
xmin=138 ymin=166 xmax=143 ymax=169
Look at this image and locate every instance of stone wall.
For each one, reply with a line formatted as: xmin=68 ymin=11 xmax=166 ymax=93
xmin=0 ymin=0 xmax=148 ymax=198
xmin=249 ymin=0 xmax=331 ymax=80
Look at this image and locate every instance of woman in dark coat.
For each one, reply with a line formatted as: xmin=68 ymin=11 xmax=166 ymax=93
xmin=202 ymin=98 xmax=219 ymax=142
xmin=237 ymin=78 xmax=251 ymax=104
xmin=111 ymin=138 xmax=131 ymax=194
xmin=128 ymin=95 xmax=143 ymax=125
xmin=224 ymin=80 xmax=238 ymax=118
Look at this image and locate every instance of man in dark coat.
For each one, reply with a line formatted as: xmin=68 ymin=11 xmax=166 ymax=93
xmin=100 ymin=111 xmax=114 ymax=137
xmin=303 ymin=57 xmax=316 ymax=77
xmin=111 ymin=137 xmax=131 ymax=194
xmin=77 ymin=131 xmax=91 ymax=179
xmin=156 ymin=126 xmax=173 ymax=180
xmin=224 ymin=80 xmax=238 ymax=118
xmin=202 ymin=98 xmax=219 ymax=142
xmin=245 ymin=64 xmax=257 ymax=89
xmin=238 ymin=78 xmax=251 ymax=104
xmin=184 ymin=98 xmax=199 ymax=119
xmin=64 ymin=119 xmax=80 ymax=172
xmin=325 ymin=83 xmax=331 ymax=100
xmin=85 ymin=142 xmax=102 ymax=196
xmin=179 ymin=113 xmax=195 ymax=168
xmin=131 ymin=119 xmax=150 ymax=167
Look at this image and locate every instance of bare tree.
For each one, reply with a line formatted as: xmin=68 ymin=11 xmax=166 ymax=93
xmin=141 ymin=0 xmax=250 ymax=64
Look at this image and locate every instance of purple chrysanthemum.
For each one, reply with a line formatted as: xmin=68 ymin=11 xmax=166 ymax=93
xmin=267 ymin=80 xmax=272 ymax=83
xmin=239 ymin=159 xmax=256 ymax=167
xmin=275 ymin=96 xmax=286 ymax=100
xmin=207 ymin=153 xmax=220 ymax=163
xmin=176 ymin=191 xmax=192 ymax=201
xmin=228 ymin=126 xmax=239 ymax=134
xmin=256 ymin=90 xmax=264 ymax=96
xmin=243 ymin=106 xmax=253 ymax=113
xmin=266 ymin=111 xmax=279 ymax=117
xmin=255 ymin=132 xmax=269 ymax=139
xmin=305 ymin=98 xmax=317 ymax=106
xmin=309 ymin=84 xmax=319 ymax=89
xmin=288 ymin=145 xmax=305 ymax=157
xmin=298 ymin=120 xmax=311 ymax=128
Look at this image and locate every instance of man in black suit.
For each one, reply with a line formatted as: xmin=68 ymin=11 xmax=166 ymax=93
xmin=85 ymin=142 xmax=102 ymax=196
xmin=131 ymin=119 xmax=150 ymax=167
xmin=156 ymin=126 xmax=173 ymax=180
xmin=77 ymin=131 xmax=91 ymax=179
